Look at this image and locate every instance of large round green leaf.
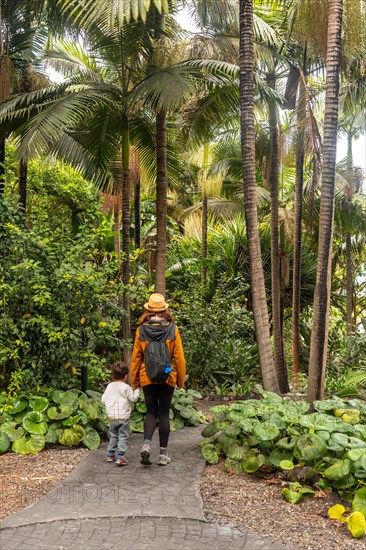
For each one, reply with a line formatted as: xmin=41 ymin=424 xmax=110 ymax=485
xmin=242 ymin=453 xmax=265 ymax=473
xmin=8 ymin=398 xmax=28 ymax=414
xmin=1 ymin=426 xmax=25 ymax=441
xmin=238 ymin=418 xmax=254 ymax=433
xmin=294 ymin=434 xmax=327 ymax=462
xmin=22 ymin=411 xmax=48 ymax=435
xmin=0 ymin=432 xmax=11 ymax=453
xmin=324 ymin=459 xmax=352 ymax=481
xmin=201 ymin=419 xmax=220 ymax=438
xmin=202 ymin=443 xmax=220 ymax=464
xmin=59 ymin=425 xmax=85 ymax=446
xmin=51 ymin=390 xmax=65 ymax=404
xmin=253 ymin=422 xmax=280 ymax=441
xmin=12 ymin=434 xmax=45 ymax=454
xmin=45 ymin=425 xmax=63 ymax=444
xmin=276 ymin=436 xmax=297 ymax=450
xmin=352 ymin=487 xmax=366 ymax=517
xmin=226 ymin=443 xmax=249 ymax=462
xmin=332 ymin=474 xmax=356 ymax=489
xmin=223 ymin=425 xmax=241 ymax=439
xmin=268 ymin=449 xmax=293 ymax=468
xmin=79 ymin=401 xmax=99 ymax=420
xmin=62 ymin=414 xmax=85 ymax=427
xmin=29 ymin=396 xmax=49 ymax=412
xmin=0 ymin=421 xmax=17 ymax=431
xmin=47 ymin=405 xmax=74 ymax=420
xmin=82 ymin=427 xmax=100 ymax=450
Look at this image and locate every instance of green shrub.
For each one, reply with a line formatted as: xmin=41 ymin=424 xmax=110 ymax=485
xmin=173 ymin=285 xmax=259 ymax=389
xmin=200 ymin=387 xmax=366 ymax=530
xmin=0 ymin=199 xmax=129 ymax=390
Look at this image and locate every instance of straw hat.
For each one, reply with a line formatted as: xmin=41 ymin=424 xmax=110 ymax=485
xmin=144 ymin=293 xmax=169 ymax=312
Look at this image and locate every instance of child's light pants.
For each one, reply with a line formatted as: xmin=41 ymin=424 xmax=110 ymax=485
xmin=107 ymin=420 xmax=130 ymax=455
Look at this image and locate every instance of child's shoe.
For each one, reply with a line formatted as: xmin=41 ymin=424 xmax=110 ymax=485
xmin=116 ymin=455 xmax=128 ymax=466
xmin=140 ymin=444 xmax=152 ymax=465
xmin=157 ymin=454 xmax=171 ymax=466
xmin=107 ymin=452 xmax=115 ymax=462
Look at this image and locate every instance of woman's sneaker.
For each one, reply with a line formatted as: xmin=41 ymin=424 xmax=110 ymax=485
xmin=140 ymin=444 xmax=152 ymax=465
xmin=107 ymin=453 xmax=115 ymax=462
xmin=157 ymin=454 xmax=171 ymax=466
xmin=116 ymin=455 xmax=128 ymax=466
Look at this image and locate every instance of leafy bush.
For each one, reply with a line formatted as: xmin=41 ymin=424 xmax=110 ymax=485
xmin=0 ymin=199 xmax=131 ymax=390
xmin=173 ymin=285 xmax=259 ymax=389
xmin=0 ymin=387 xmax=206 ymax=455
xmin=200 ymin=388 xmax=366 ymax=538
xmin=0 ymin=388 xmax=107 ymax=454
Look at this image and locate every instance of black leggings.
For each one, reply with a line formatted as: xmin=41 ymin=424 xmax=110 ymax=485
xmin=142 ymin=384 xmax=175 ymax=448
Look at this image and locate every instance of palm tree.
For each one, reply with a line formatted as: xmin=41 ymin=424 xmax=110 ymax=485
xmin=239 ymin=0 xmax=280 ymax=393
xmin=307 ymin=0 xmax=344 ymax=402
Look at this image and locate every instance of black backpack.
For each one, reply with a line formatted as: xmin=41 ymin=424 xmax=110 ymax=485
xmin=139 ymin=322 xmax=176 ymax=383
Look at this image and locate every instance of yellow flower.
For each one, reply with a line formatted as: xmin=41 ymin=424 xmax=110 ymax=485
xmin=22 ymin=313 xmax=31 ymax=319
xmin=72 ymin=367 xmax=77 ymax=375
xmin=65 ymin=362 xmax=71 ymax=369
xmin=80 ymin=317 xmax=85 ymax=325
xmin=99 ymin=321 xmax=108 ymax=328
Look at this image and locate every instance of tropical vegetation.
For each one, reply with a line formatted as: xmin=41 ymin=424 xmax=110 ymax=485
xmin=0 ymin=0 xmax=366 ymax=534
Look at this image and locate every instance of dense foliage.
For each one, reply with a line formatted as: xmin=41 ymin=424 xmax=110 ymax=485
xmin=0 ymin=387 xmax=205 ymax=455
xmin=0 ymin=196 xmax=132 ymax=391
xmin=200 ymin=388 xmax=366 ymax=537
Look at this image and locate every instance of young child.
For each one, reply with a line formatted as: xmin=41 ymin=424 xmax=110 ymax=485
xmin=102 ymin=361 xmax=140 ymax=466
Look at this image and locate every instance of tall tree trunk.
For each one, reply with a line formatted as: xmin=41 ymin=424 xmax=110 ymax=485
xmin=201 ymin=141 xmax=209 ymax=289
xmin=346 ymin=131 xmax=354 ymax=334
xmin=154 ymin=13 xmax=167 ymax=297
xmin=292 ymin=76 xmax=306 ymax=389
xmin=134 ymin=179 xmax=141 ymax=249
xmin=0 ymin=53 xmax=13 ymax=196
xmin=19 ymin=159 xmax=28 ymax=214
xmin=121 ymin=116 xmax=131 ymax=364
xmin=155 ymin=109 xmax=167 ymax=296
xmin=307 ymin=0 xmax=343 ymax=402
xmin=239 ymin=0 xmax=280 ymax=393
xmin=268 ymin=74 xmax=288 ymax=393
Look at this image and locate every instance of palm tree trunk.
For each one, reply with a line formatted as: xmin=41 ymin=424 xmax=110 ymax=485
xmin=154 ymin=11 xmax=168 ymax=297
xmin=346 ymin=131 xmax=354 ymax=334
xmin=292 ymin=77 xmax=306 ymax=389
xmin=307 ymin=0 xmax=343 ymax=402
xmin=134 ymin=179 xmax=141 ymax=249
xmin=155 ymin=109 xmax=167 ymax=296
xmin=121 ymin=116 xmax=131 ymax=363
xmin=268 ymin=74 xmax=288 ymax=393
xmin=201 ymin=141 xmax=209 ymax=289
xmin=239 ymin=0 xmax=280 ymax=393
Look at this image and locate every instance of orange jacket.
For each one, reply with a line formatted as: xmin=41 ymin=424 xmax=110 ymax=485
xmin=131 ymin=323 xmax=186 ymax=389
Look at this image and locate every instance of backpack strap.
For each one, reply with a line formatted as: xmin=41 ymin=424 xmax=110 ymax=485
xmin=139 ymin=323 xmax=176 ymax=342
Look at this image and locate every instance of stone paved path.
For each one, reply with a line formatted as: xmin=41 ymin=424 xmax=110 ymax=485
xmin=0 ymin=426 xmax=294 ymax=549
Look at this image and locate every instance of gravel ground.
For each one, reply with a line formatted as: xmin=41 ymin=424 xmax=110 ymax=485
xmin=1 ymin=398 xmax=365 ymax=549
xmin=201 ymin=462 xmax=365 ymax=550
xmin=0 ymin=447 xmax=88 ymax=521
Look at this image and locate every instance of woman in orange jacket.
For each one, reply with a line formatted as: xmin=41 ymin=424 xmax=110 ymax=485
xmin=131 ymin=293 xmax=186 ymax=466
